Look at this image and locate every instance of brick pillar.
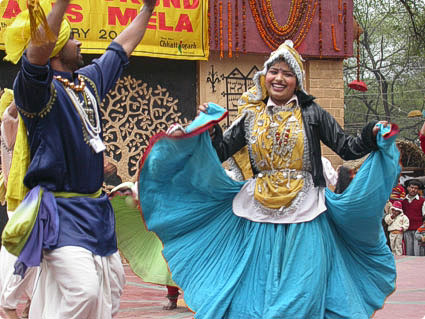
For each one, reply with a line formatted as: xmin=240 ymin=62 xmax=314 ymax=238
xmin=305 ymin=59 xmax=345 ymax=168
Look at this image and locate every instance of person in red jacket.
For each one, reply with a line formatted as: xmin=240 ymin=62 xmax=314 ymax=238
xmin=402 ymin=179 xmax=425 ymax=256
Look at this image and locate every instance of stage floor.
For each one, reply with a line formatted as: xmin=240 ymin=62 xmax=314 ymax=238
xmin=3 ymin=255 xmax=424 ymax=319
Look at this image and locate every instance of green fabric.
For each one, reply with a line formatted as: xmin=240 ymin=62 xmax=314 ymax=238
xmin=53 ymin=188 xmax=102 ymax=198
xmin=111 ymin=195 xmax=176 ymax=286
xmin=2 ymin=188 xmax=102 ymax=257
xmin=2 ymin=187 xmax=43 ymax=256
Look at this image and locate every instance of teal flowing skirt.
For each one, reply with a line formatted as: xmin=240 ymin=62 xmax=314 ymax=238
xmin=139 ymin=122 xmax=399 ymax=319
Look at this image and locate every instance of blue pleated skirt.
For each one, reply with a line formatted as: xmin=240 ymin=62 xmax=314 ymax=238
xmin=139 ymin=126 xmax=399 ymax=319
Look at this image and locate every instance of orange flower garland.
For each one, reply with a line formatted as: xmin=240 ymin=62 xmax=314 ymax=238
xmin=228 ymin=0 xmax=232 ymax=58
xmin=294 ymin=0 xmax=317 ymax=48
xmin=249 ymin=0 xmax=317 ymax=50
xmin=242 ymin=0 xmax=247 ymax=53
xmin=214 ymin=0 xmax=218 ymax=49
xmin=259 ymin=0 xmax=298 ymax=36
xmin=343 ymin=2 xmax=347 ymax=54
xmin=318 ymin=0 xmax=322 ymax=57
xmin=235 ymin=0 xmax=240 ymax=56
xmin=208 ymin=0 xmax=211 ymax=48
xmin=219 ymin=0 xmax=224 ymax=59
xmin=331 ymin=24 xmax=340 ymax=51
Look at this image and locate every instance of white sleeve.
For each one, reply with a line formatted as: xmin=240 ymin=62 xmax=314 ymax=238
xmin=321 ymin=157 xmax=338 ymax=187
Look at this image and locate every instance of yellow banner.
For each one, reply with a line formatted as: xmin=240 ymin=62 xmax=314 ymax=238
xmin=0 ymin=0 xmax=209 ymax=60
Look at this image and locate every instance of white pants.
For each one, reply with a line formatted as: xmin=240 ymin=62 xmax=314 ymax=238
xmin=0 ymin=247 xmax=37 ymax=309
xmin=389 ymin=232 xmax=403 ymax=256
xmin=30 ymin=246 xmax=125 ymax=319
xmin=0 ymin=210 xmax=37 ymax=309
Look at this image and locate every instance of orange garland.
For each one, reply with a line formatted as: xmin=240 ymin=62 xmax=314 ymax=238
xmin=318 ymin=0 xmax=322 ymax=57
xmin=294 ymin=0 xmax=318 ymax=48
xmin=219 ymin=0 xmax=224 ymax=59
xmin=343 ymin=2 xmax=348 ymax=54
xmin=242 ymin=0 xmax=247 ymax=53
xmin=331 ymin=24 xmax=340 ymax=51
xmin=235 ymin=0 xmax=239 ymax=56
xmin=249 ymin=0 xmax=276 ymax=49
xmin=214 ymin=0 xmax=218 ymax=49
xmin=249 ymin=0 xmax=317 ymax=50
xmin=206 ymin=0 xmax=350 ymax=56
xmin=208 ymin=0 xmax=211 ymax=48
xmin=259 ymin=0 xmax=299 ymax=36
xmin=228 ymin=0 xmax=232 ymax=58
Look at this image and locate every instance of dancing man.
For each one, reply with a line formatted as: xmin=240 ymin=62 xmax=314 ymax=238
xmin=2 ymin=0 xmax=156 ymax=317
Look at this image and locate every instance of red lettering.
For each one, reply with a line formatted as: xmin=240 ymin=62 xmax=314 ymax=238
xmin=147 ymin=12 xmax=156 ymax=30
xmin=104 ymin=0 xmax=141 ymax=2
xmin=158 ymin=12 xmax=173 ymax=31
xmin=2 ymin=0 xmax=21 ymax=19
xmin=162 ymin=0 xmax=180 ymax=9
xmin=108 ymin=7 xmax=137 ymax=26
xmin=175 ymin=14 xmax=193 ymax=32
xmin=183 ymin=0 xmax=199 ymax=9
xmin=66 ymin=4 xmax=83 ymax=23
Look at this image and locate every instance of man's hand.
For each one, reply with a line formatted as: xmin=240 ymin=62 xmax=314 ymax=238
xmin=26 ymin=0 xmax=71 ymax=65
xmin=114 ymin=0 xmax=156 ymax=56
xmin=143 ymin=0 xmax=156 ymax=11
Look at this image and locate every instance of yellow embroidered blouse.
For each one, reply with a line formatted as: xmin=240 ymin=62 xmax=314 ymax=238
xmin=251 ymin=103 xmax=304 ymax=209
xmin=234 ymin=86 xmax=306 ymax=210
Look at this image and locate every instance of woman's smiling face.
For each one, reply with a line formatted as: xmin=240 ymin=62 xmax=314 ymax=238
xmin=265 ymin=60 xmax=297 ymax=106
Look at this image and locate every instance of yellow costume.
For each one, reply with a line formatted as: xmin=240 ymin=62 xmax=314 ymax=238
xmin=4 ymin=0 xmax=71 ymax=65
xmin=2 ymin=0 xmax=72 ymax=210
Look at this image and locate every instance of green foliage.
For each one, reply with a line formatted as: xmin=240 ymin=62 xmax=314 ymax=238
xmin=344 ymin=0 xmax=425 ymax=143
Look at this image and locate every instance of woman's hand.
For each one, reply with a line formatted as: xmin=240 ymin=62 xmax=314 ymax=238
xmin=372 ymin=121 xmax=389 ymax=136
xmin=166 ymin=123 xmax=185 ymax=137
xmin=197 ymin=103 xmax=209 ymax=116
xmin=197 ymin=103 xmax=216 ymax=138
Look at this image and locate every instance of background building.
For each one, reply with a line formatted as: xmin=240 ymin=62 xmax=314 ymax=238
xmin=0 ymin=0 xmax=355 ymax=188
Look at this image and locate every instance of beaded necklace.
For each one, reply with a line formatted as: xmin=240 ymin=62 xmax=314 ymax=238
xmin=54 ymin=75 xmax=105 ymax=153
xmin=251 ymin=102 xmax=303 ymax=190
xmin=267 ymin=105 xmax=303 ymax=181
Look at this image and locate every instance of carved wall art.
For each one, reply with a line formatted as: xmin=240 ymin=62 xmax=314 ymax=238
xmin=101 ymin=75 xmax=191 ymax=186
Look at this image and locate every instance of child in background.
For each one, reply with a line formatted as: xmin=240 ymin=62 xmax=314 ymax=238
xmin=414 ymin=216 xmax=425 ymax=256
xmin=385 ymin=201 xmax=410 ymax=256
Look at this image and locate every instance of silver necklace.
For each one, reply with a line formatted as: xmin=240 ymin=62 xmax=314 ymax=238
xmin=65 ymin=86 xmax=105 ymax=153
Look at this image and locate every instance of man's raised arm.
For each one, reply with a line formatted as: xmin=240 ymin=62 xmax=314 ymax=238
xmin=26 ymin=0 xmax=71 ymax=66
xmin=113 ymin=0 xmax=156 ymax=57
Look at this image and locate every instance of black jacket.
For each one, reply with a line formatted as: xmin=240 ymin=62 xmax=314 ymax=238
xmin=212 ymin=90 xmax=378 ymax=187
